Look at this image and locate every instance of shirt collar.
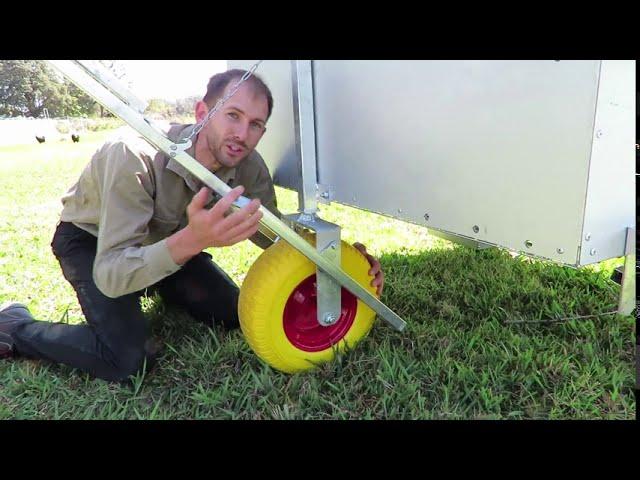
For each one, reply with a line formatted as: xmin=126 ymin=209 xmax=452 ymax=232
xmin=164 ymin=124 xmax=237 ymax=193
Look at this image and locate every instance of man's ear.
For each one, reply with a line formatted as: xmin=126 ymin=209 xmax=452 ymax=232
xmin=194 ymin=101 xmax=209 ymax=123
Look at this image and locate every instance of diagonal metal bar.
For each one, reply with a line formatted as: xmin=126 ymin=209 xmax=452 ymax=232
xmin=47 ymin=60 xmax=407 ymax=332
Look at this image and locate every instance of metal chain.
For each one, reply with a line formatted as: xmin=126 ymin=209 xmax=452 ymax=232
xmin=181 ymin=60 xmax=263 ymax=145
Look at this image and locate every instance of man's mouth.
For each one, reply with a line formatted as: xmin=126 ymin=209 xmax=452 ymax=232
xmin=226 ymin=143 xmax=244 ymax=156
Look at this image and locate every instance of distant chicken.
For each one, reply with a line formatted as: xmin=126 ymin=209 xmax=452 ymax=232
xmin=35 ymin=136 xmax=46 ymax=144
xmin=71 ymin=134 xmax=80 ymax=143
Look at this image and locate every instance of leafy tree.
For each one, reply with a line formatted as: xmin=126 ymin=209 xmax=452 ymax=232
xmin=0 ymin=60 xmax=70 ymax=117
xmin=0 ymin=60 xmax=102 ymax=118
xmin=175 ymin=96 xmax=199 ymax=116
xmin=146 ymin=98 xmax=175 ymax=118
xmin=65 ymin=81 xmax=100 ymax=116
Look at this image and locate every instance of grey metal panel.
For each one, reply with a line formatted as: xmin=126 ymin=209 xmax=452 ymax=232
xmin=312 ymin=60 xmax=601 ymax=265
xmin=227 ymin=60 xmax=633 ymax=266
xmin=227 ymin=60 xmax=300 ymax=192
xmin=578 ymin=60 xmax=636 ymax=265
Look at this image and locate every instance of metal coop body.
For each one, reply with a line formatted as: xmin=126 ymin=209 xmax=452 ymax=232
xmin=228 ymin=60 xmax=635 ymax=268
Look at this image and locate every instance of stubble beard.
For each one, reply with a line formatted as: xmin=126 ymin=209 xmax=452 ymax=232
xmin=212 ymin=135 xmax=250 ymax=169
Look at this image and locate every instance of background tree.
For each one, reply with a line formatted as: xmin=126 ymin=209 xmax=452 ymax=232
xmin=0 ymin=60 xmax=70 ymax=117
xmin=175 ymin=96 xmax=199 ymax=116
xmin=0 ymin=60 xmax=103 ymax=118
xmin=65 ymin=81 xmax=100 ymax=116
xmin=145 ymin=98 xmax=175 ymax=118
xmin=0 ymin=60 xmax=133 ymax=118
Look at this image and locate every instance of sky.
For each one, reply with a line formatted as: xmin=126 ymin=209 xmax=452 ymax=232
xmin=116 ymin=60 xmax=228 ymax=101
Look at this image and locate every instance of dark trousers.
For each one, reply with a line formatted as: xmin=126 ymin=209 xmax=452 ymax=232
xmin=13 ymin=221 xmax=240 ymax=382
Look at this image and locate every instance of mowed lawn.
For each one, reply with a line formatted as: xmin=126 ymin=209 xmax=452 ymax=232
xmin=0 ymin=130 xmax=635 ymax=419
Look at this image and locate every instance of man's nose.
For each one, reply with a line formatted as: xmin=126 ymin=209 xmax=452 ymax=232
xmin=232 ymin=122 xmax=250 ymax=142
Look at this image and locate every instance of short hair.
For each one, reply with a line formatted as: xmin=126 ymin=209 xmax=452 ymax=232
xmin=203 ymin=69 xmax=273 ymax=121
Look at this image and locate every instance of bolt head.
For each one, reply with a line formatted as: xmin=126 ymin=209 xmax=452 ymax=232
xmin=590 ymin=248 xmax=597 ymax=256
xmin=557 ymin=248 xmax=564 ymax=254
xmin=424 ymin=213 xmax=430 ymax=221
xmin=323 ymin=313 xmax=337 ymax=325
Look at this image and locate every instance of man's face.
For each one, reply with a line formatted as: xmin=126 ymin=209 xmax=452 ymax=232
xmin=196 ymin=81 xmax=269 ymax=170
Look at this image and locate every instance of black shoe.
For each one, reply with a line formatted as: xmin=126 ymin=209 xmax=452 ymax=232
xmin=0 ymin=302 xmax=35 ymax=358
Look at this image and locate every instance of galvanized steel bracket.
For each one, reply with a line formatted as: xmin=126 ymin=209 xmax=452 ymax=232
xmin=284 ymin=213 xmax=342 ymax=326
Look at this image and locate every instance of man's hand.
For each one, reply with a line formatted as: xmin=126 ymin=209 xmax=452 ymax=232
xmin=352 ymin=242 xmax=384 ymax=297
xmin=167 ymin=186 xmax=262 ymax=265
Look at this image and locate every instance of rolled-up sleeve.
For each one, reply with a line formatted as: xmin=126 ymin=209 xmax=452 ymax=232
xmin=93 ymin=142 xmax=181 ymax=298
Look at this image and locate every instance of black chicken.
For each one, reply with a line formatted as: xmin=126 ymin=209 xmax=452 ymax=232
xmin=71 ymin=134 xmax=80 ymax=143
xmin=35 ymin=136 xmax=46 ymax=143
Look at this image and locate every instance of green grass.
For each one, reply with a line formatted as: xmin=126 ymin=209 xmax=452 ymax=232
xmin=0 ymin=131 xmax=635 ymax=419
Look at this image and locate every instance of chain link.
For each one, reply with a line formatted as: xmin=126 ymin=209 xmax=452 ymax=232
xmin=180 ymin=61 xmax=263 ymax=146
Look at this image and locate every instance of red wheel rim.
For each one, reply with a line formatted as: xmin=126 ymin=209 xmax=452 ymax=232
xmin=283 ymin=274 xmax=358 ymax=352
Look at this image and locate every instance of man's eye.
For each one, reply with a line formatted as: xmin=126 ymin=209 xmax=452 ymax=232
xmin=227 ymin=112 xmax=238 ymax=119
xmin=251 ymin=122 xmax=262 ymax=130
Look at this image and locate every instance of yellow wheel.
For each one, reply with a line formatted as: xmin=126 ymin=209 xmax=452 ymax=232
xmin=238 ymin=234 xmax=377 ymax=373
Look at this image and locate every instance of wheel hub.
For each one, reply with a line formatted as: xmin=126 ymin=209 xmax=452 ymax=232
xmin=283 ymin=274 xmax=357 ymax=352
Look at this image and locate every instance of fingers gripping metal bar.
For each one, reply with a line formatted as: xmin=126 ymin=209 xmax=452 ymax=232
xmin=47 ymin=60 xmax=407 ymax=332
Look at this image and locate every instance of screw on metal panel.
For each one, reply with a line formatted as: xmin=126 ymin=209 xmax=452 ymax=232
xmin=320 ymin=191 xmax=330 ymax=199
xmin=590 ymin=248 xmax=597 ymax=256
xmin=525 ymin=240 xmax=533 ymax=248
xmin=473 ymin=225 xmax=480 ymax=234
xmin=170 ymin=145 xmax=177 ymax=150
xmin=557 ymin=248 xmax=565 ymax=254
xmin=595 ymin=130 xmax=603 ymax=138
xmin=585 ymin=233 xmax=591 ymax=241
xmin=424 ymin=213 xmax=430 ymax=221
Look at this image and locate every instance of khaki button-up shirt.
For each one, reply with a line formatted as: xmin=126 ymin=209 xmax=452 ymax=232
xmin=59 ymin=124 xmax=280 ymax=298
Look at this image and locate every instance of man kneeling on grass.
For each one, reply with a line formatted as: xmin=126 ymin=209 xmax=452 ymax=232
xmin=0 ymin=69 xmax=384 ymax=382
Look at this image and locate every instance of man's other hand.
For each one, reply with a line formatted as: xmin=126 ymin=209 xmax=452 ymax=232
xmin=352 ymin=242 xmax=384 ymax=297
